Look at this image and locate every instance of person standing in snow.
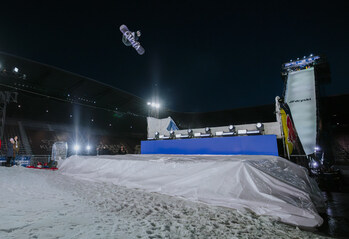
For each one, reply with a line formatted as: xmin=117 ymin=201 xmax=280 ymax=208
xmin=118 ymin=145 xmax=127 ymax=155
xmin=13 ymin=136 xmax=20 ymax=157
xmin=6 ymin=138 xmax=14 ymax=167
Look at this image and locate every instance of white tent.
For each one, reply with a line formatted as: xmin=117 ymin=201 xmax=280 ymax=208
xmin=147 ymin=116 xmax=179 ymax=138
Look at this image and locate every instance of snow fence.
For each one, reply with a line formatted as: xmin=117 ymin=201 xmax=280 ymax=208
xmin=59 ymin=154 xmax=325 ymax=228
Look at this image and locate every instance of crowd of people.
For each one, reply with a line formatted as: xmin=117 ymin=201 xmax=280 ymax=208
xmin=5 ymin=136 xmax=20 ymax=167
xmin=96 ymin=143 xmax=128 ymax=156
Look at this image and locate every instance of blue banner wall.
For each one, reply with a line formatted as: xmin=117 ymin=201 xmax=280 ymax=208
xmin=141 ymin=135 xmax=278 ymax=156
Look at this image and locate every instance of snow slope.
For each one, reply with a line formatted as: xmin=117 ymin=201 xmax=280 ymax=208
xmin=59 ymin=154 xmax=325 ymax=228
xmin=0 ymin=166 xmax=329 ymax=239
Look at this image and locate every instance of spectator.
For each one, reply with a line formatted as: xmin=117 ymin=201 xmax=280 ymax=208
xmin=118 ymin=145 xmax=127 ymax=155
xmin=6 ymin=138 xmax=14 ymax=167
xmin=13 ymin=136 xmax=20 ymax=157
xmin=96 ymin=141 xmax=104 ymax=156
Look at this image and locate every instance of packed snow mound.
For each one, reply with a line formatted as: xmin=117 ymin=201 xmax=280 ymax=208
xmin=59 ymin=154 xmax=325 ymax=228
xmin=0 ymin=167 xmax=329 ymax=238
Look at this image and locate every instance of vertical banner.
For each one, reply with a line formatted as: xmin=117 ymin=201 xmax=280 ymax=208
xmin=279 ymin=102 xmax=305 ymax=157
xmin=285 ymin=68 xmax=317 ymax=155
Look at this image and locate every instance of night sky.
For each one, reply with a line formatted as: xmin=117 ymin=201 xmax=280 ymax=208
xmin=0 ymin=1 xmax=348 ymax=112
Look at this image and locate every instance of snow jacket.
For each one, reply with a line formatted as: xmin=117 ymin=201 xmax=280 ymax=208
xmin=6 ymin=142 xmax=14 ymax=157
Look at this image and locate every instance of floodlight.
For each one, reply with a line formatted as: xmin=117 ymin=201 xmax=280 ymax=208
xmin=155 ymin=131 xmax=160 ymax=139
xmin=314 ymin=146 xmax=321 ymax=152
xmin=256 ymin=123 xmax=264 ymax=131
xmin=188 ymin=129 xmax=194 ymax=137
xmin=205 ymin=127 xmax=211 ymax=134
xmin=86 ymin=145 xmax=91 ymax=151
xmin=228 ymin=125 xmax=235 ymax=132
xmin=13 ymin=67 xmax=19 ymax=73
xmin=74 ymin=144 xmax=80 ymax=151
xmin=149 ymin=102 xmax=160 ymax=108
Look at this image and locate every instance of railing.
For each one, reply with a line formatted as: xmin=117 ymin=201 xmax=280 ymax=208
xmin=0 ymin=154 xmax=51 ymax=166
xmin=28 ymin=155 xmax=51 ymax=165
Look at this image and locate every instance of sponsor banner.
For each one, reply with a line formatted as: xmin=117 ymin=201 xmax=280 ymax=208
xmin=280 ymin=103 xmax=305 ymax=156
xmin=285 ymin=68 xmax=317 ymax=155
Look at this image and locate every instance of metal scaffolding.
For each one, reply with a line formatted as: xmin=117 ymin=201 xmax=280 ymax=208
xmin=0 ymin=91 xmax=18 ymax=141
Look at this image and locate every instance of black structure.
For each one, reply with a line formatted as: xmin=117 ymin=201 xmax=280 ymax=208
xmin=0 ymin=52 xmax=148 ymax=155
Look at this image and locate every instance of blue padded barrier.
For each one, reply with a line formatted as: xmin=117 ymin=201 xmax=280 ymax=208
xmin=0 ymin=155 xmax=31 ymax=167
xmin=141 ymin=135 xmax=278 ymax=156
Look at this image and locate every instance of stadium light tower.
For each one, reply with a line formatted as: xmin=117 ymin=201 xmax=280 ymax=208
xmin=86 ymin=145 xmax=91 ymax=154
xmin=147 ymin=100 xmax=161 ymax=118
xmin=74 ymin=144 xmax=80 ymax=155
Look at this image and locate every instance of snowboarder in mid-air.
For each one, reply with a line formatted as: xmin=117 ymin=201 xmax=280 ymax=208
xmin=119 ymin=24 xmax=145 ymax=55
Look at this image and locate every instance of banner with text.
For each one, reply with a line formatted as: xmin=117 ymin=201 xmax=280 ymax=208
xmin=285 ymin=68 xmax=317 ymax=155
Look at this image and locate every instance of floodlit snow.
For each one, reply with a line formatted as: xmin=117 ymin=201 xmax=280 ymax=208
xmin=0 ymin=157 xmax=329 ymax=238
xmin=59 ymin=154 xmax=324 ymax=228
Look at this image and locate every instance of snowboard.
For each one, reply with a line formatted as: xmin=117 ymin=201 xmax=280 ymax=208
xmin=120 ymin=24 xmax=145 ymax=55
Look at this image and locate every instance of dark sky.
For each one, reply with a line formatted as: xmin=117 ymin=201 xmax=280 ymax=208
xmin=0 ymin=1 xmax=348 ymax=112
